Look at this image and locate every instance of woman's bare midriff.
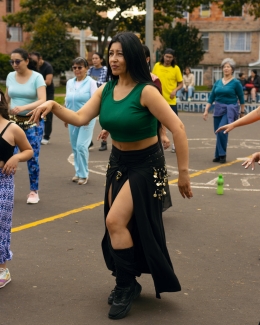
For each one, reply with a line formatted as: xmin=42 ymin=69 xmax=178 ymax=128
xmin=112 ymin=136 xmax=158 ymax=151
xmin=0 ymin=161 xmax=5 ymax=168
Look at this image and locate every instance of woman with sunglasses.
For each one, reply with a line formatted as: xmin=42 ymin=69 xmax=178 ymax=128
xmin=29 ymin=32 xmax=192 ymax=320
xmin=65 ymin=57 xmax=97 ymax=185
xmin=5 ymin=48 xmax=46 ymax=204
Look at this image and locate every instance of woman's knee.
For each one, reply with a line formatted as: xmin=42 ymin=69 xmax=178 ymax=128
xmin=106 ymin=215 xmax=120 ymax=234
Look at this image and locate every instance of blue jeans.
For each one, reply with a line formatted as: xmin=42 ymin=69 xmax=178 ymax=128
xmin=177 ymin=86 xmax=194 ymax=100
xmin=14 ymin=120 xmax=44 ymax=191
xmin=213 ymin=114 xmax=228 ymax=157
xmin=68 ymin=118 xmax=96 ymax=178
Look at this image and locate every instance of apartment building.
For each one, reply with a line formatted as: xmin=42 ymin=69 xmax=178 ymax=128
xmin=0 ymin=0 xmax=30 ymax=54
xmin=178 ymin=2 xmax=260 ymax=86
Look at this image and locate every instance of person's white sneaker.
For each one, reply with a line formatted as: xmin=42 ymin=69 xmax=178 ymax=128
xmin=78 ymin=178 xmax=88 ymax=185
xmin=27 ymin=191 xmax=40 ymax=204
xmin=171 ymin=147 xmax=176 ymax=153
xmin=41 ymin=139 xmax=49 ymax=145
xmin=188 ymin=98 xmax=192 ymax=102
xmin=176 ymin=97 xmax=180 ymax=103
xmin=0 ymin=268 xmax=11 ymax=288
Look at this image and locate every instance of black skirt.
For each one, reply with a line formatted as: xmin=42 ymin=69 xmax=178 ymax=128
xmin=101 ymin=142 xmax=181 ymax=296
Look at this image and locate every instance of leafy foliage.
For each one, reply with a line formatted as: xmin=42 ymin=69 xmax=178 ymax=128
xmin=25 ymin=10 xmax=77 ymax=75
xmin=0 ymin=53 xmax=13 ymax=80
xmin=160 ymin=22 xmax=205 ymax=72
xmin=2 ymin=0 xmax=211 ymax=55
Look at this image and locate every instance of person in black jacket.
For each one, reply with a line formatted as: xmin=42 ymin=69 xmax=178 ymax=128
xmin=244 ymin=69 xmax=260 ymax=103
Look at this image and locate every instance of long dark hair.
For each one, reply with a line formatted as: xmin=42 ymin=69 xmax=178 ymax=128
xmin=11 ymin=48 xmax=38 ymax=71
xmin=160 ymin=48 xmax=176 ymax=67
xmin=0 ymin=89 xmax=10 ymax=120
xmin=106 ymin=32 xmax=152 ymax=84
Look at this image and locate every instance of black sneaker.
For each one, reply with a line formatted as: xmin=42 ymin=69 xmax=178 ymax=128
xmin=219 ymin=156 xmax=226 ymax=164
xmin=99 ymin=141 xmax=107 ymax=151
xmin=108 ymin=280 xmax=142 ymax=319
xmin=108 ymin=279 xmax=140 ymax=305
xmin=212 ymin=157 xmax=220 ymax=162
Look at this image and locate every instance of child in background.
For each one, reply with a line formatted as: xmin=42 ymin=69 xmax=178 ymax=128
xmin=0 ymin=89 xmax=33 ymax=288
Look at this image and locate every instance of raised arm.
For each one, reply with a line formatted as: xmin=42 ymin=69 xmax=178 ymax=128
xmin=29 ymin=84 xmax=105 ymax=126
xmin=216 ymin=106 xmax=260 ymax=134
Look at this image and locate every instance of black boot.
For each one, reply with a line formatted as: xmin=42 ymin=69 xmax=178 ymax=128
xmin=108 ymin=280 xmax=142 ymax=319
xmin=108 ymin=247 xmax=141 ymax=319
xmin=99 ymin=140 xmax=107 ymax=151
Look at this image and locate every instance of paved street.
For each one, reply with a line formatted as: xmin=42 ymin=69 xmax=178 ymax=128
xmin=1 ymin=112 xmax=260 ymax=325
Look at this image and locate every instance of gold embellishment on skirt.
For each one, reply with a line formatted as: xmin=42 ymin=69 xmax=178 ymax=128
xmin=116 ymin=171 xmax=122 ymax=181
xmin=9 ymin=115 xmax=37 ymax=130
xmin=153 ymin=166 xmax=168 ymax=200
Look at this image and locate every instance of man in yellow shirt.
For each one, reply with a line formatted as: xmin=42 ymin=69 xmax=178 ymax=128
xmin=152 ymin=48 xmax=183 ymax=152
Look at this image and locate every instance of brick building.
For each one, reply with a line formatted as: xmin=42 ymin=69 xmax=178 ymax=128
xmin=0 ymin=0 xmax=30 ymax=54
xmin=176 ymin=2 xmax=260 ymax=86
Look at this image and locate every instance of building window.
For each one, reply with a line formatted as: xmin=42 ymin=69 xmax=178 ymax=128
xmin=213 ymin=68 xmax=241 ymax=84
xmin=200 ymin=3 xmax=210 ymax=17
xmin=6 ymin=27 xmax=23 ymax=42
xmin=224 ymin=6 xmax=243 ymax=17
xmin=6 ymin=0 xmax=14 ymax=13
xmin=201 ymin=33 xmax=209 ymax=52
xmin=224 ymin=32 xmax=251 ymax=52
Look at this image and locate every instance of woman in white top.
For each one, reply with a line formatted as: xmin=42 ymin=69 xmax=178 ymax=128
xmin=65 ymin=57 xmax=97 ymax=185
xmin=177 ymin=67 xmax=195 ymax=102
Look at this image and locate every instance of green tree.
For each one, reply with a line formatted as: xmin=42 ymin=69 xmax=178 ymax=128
xmin=159 ymin=22 xmax=205 ymax=72
xmin=2 ymin=0 xmax=210 ymax=55
xmin=0 ymin=53 xmax=13 ymax=80
xmin=221 ymin=0 xmax=260 ymax=18
xmin=25 ymin=10 xmax=77 ymax=75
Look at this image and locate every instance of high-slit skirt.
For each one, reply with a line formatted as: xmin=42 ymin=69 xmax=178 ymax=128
xmin=0 ymin=169 xmax=14 ymax=264
xmin=101 ymin=142 xmax=181 ymax=297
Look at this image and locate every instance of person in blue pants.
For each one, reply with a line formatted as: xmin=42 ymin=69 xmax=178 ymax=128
xmin=203 ymin=58 xmax=245 ymax=164
xmin=65 ymin=57 xmax=97 ymax=184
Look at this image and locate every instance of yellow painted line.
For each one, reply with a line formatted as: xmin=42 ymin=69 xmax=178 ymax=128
xmin=168 ymin=159 xmax=240 ymax=184
xmin=11 ymin=159 xmax=241 ymax=233
xmin=11 ymin=201 xmax=104 ymax=233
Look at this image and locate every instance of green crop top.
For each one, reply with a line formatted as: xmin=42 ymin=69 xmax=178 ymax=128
xmin=99 ymin=80 xmax=157 ymax=142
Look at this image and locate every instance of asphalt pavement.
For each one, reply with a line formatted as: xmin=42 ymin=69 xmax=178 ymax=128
xmin=1 ymin=112 xmax=260 ymax=325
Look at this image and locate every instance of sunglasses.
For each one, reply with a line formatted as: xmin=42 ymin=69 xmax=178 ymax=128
xmin=72 ymin=66 xmax=84 ymax=70
xmin=9 ymin=59 xmax=24 ymax=65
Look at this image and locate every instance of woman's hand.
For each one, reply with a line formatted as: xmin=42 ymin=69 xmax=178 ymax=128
xmin=215 ymin=123 xmax=235 ymax=134
xmin=2 ymin=156 xmax=20 ymax=175
xmin=64 ymin=122 xmax=68 ymax=128
xmin=203 ymin=111 xmax=208 ymax=121
xmin=160 ymin=134 xmax=170 ymax=149
xmin=242 ymin=152 xmax=260 ymax=170
xmin=97 ymin=129 xmax=109 ymax=141
xmin=27 ymin=100 xmax=54 ymax=123
xmin=178 ymin=170 xmax=193 ymax=199
xmin=12 ymin=106 xmax=24 ymax=115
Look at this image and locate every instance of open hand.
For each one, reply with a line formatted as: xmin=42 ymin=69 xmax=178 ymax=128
xmin=242 ymin=152 xmax=260 ymax=170
xmin=215 ymin=123 xmax=235 ymax=134
xmin=27 ymin=100 xmax=54 ymax=124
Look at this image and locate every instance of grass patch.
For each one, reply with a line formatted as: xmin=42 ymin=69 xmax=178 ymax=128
xmin=54 ymin=85 xmax=66 ymax=94
xmin=54 ymin=96 xmax=65 ymax=105
xmin=0 ymin=84 xmax=6 ymax=93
